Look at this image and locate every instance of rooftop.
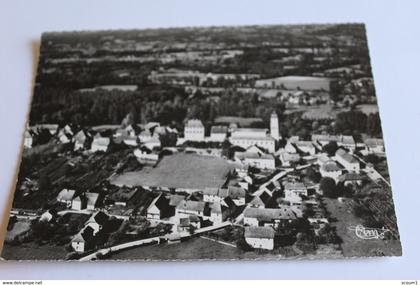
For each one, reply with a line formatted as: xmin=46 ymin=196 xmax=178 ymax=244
xmin=185 ymin=119 xmax=204 ymax=128
xmin=176 ymin=200 xmax=205 ymax=212
xmin=235 ymin=152 xmax=274 ymax=160
xmin=210 ymin=126 xmax=228 ymax=134
xmin=244 ymin=207 xmax=297 ymax=221
xmin=336 ymin=149 xmax=358 ymax=164
xmin=57 ymin=189 xmax=76 ymax=201
xmin=245 ymin=226 xmax=275 ymax=239
xmin=321 ymin=160 xmax=341 ymax=172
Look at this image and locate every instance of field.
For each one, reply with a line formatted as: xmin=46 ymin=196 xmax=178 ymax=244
xmin=110 ymin=153 xmax=233 ymax=189
xmin=2 ymin=242 xmax=67 ymax=260
xmin=323 ymin=198 xmax=402 ymax=257
xmin=214 ymin=116 xmax=263 ymax=127
xmin=108 ymin=236 xmax=266 ymax=261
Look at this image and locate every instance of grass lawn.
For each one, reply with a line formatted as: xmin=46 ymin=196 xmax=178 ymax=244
xmin=323 ymin=197 xmax=402 ymax=257
xmin=5 ymin=221 xmax=31 ymax=242
xmin=1 ymin=242 xmax=67 ymax=260
xmin=110 ymin=153 xmax=233 ymax=189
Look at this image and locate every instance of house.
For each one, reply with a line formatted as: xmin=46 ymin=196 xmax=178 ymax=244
xmin=134 ymin=149 xmax=159 ymax=164
xmin=82 ymin=193 xmax=99 ymax=210
xmin=138 ymin=129 xmax=153 ymax=142
xmin=58 ymin=129 xmax=72 ymax=144
xmin=115 ymin=124 xmax=138 ymax=138
xmin=108 ymin=188 xmax=139 ymax=207
xmin=72 ymin=195 xmax=87 ymax=210
xmin=24 ymin=130 xmax=33 ymax=148
xmin=338 ymin=173 xmax=365 ymax=187
xmin=71 ymin=226 xmax=94 ymax=253
xmin=124 ymin=125 xmax=138 ymax=137
xmin=364 ymin=138 xmax=385 ymax=155
xmin=147 ymin=194 xmax=172 ymax=220
xmin=202 ymin=187 xmax=246 ymax=206
xmin=168 ymin=194 xmax=186 ymax=208
xmin=32 ymin=124 xmax=59 ymax=135
xmin=279 ymin=152 xmax=300 ymax=167
xmin=202 ymin=188 xmax=220 ymax=203
xmin=57 ymin=189 xmax=76 ymax=207
xmin=249 ymin=192 xmax=271 ymax=208
xmin=243 ymin=207 xmax=297 ymax=228
xmin=320 ymin=160 xmax=342 ymax=182
xmin=232 ymin=162 xmax=249 ymax=177
xmin=91 ymin=133 xmax=110 ymax=152
xmin=115 ymin=125 xmax=139 ymax=146
xmin=311 ymin=134 xmax=356 ymax=151
xmin=335 ymin=149 xmax=360 ymax=173
xmin=176 ymin=200 xmax=206 ymax=218
xmin=237 ymin=176 xmax=253 ymax=190
xmin=71 ymin=211 xmax=109 ymax=253
xmin=283 ymin=182 xmax=308 ymax=205
xmin=184 ymin=119 xmax=205 ymax=141
xmin=234 ymin=151 xmax=275 ymax=170
xmin=178 ymin=215 xmax=201 ymax=233
xmin=63 ymin=124 xmax=74 ymax=136
xmin=340 ymin=135 xmax=357 ymax=151
xmin=245 ymin=226 xmax=275 ymax=250
xmin=284 ymin=142 xmax=297 ymax=153
xmin=230 ymin=128 xmax=275 ymax=153
xmin=295 ymin=141 xmax=316 ymax=155
xmin=85 ymin=211 xmax=109 ymax=235
xmin=226 ymin=186 xmax=247 ymax=206
xmin=72 ymin=192 xmax=99 ymax=211
xmin=74 ymin=130 xmax=91 ymax=151
xmin=209 ymin=126 xmax=228 ymax=142
xmin=208 ymin=202 xmax=223 ymax=224
xmin=143 ymin=137 xmax=161 ymax=150
xmin=316 ymin=153 xmax=330 ymax=165
xmin=39 ymin=209 xmax=57 ymax=222
xmin=123 ymin=137 xmax=138 ymax=146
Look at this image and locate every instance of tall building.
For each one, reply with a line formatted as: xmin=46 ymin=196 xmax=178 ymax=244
xmin=230 ymin=128 xmax=275 ymax=153
xmin=184 ymin=119 xmax=205 ymax=141
xmin=270 ymin=112 xmax=280 ymax=140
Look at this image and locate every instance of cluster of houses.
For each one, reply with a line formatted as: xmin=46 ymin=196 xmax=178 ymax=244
xmin=27 ymin=113 xmax=386 ymax=253
xmin=56 ymin=189 xmax=101 ymax=211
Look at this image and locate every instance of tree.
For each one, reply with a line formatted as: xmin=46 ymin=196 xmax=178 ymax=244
xmin=159 ymin=132 xmax=177 ymax=147
xmin=366 ymin=113 xmax=382 ymax=136
xmin=294 ymin=231 xmax=316 ymax=253
xmin=320 ymin=177 xmax=337 ymax=198
xmin=335 ymin=111 xmax=367 ymax=134
xmin=305 ymin=167 xmax=321 ymax=183
xmin=323 ymin=141 xmax=338 ymax=157
xmin=221 ymin=139 xmax=232 ymax=158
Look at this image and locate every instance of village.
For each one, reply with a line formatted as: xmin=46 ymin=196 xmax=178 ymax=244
xmin=2 ymin=25 xmax=401 ymax=261
xmin=10 ymin=101 xmax=392 ymax=260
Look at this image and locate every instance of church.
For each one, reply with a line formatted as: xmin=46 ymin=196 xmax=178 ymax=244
xmin=229 ymin=112 xmax=280 ymax=153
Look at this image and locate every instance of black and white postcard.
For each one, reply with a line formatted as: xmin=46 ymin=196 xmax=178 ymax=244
xmin=1 ymin=24 xmax=401 ymax=261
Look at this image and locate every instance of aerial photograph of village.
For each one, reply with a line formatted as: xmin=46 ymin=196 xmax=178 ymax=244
xmin=1 ymin=24 xmax=401 ymax=261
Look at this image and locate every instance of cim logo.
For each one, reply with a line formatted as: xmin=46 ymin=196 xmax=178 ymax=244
xmin=348 ymin=225 xmax=390 ymax=240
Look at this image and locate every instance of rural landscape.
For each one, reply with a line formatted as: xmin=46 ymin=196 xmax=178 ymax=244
xmin=1 ymin=24 xmax=401 ymax=261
